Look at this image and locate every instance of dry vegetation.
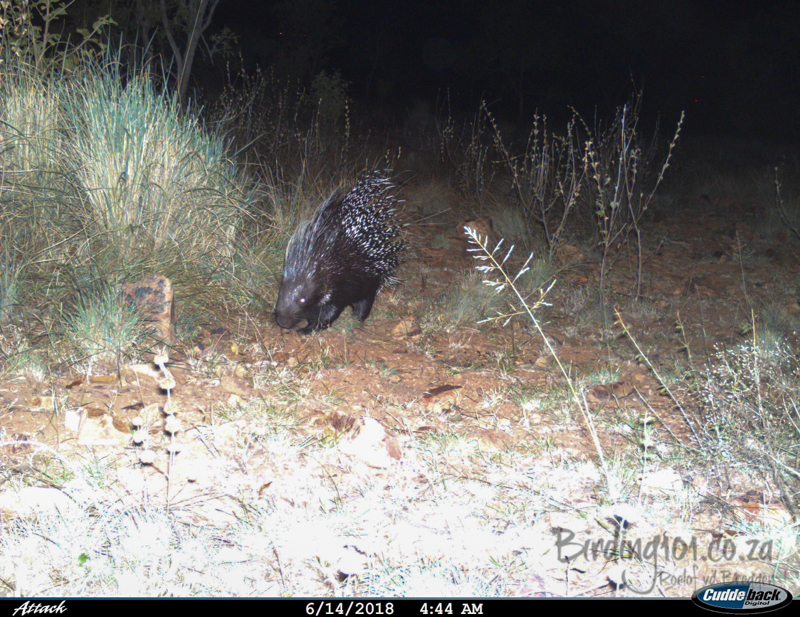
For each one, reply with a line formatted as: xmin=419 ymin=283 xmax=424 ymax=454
xmin=0 ymin=44 xmax=799 ymax=599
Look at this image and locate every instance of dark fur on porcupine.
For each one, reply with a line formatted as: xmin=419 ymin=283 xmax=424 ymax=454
xmin=274 ymin=173 xmax=403 ymax=334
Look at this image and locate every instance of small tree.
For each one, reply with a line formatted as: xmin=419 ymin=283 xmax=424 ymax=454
xmin=158 ymin=0 xmax=221 ymax=102
xmin=0 ymin=0 xmax=114 ymax=70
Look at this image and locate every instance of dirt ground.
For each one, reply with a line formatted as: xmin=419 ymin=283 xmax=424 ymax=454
xmin=3 ymin=194 xmax=794 ymax=455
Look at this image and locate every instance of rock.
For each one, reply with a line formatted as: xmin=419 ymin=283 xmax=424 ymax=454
xmin=117 ymin=274 xmax=175 ymax=341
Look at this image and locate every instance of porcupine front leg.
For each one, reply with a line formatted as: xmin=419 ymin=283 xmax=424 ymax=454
xmin=297 ymin=304 xmax=322 ymax=334
xmin=300 ymin=302 xmax=345 ymax=333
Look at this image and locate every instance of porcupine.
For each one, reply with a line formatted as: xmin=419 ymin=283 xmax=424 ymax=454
xmin=274 ymin=173 xmax=403 ymax=334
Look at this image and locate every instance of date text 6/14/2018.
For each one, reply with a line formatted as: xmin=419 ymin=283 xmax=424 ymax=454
xmin=304 ymin=602 xmax=485 ymax=617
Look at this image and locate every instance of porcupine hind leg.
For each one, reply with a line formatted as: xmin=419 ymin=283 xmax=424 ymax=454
xmin=351 ymin=292 xmax=377 ymax=322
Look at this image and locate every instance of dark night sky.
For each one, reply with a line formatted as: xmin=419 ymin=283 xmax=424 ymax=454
xmin=213 ymin=0 xmax=800 ymax=141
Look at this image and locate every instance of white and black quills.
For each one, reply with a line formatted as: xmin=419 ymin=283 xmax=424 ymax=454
xmin=274 ymin=173 xmax=404 ymax=334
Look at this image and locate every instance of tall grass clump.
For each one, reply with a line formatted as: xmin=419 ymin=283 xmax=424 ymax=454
xmin=0 ymin=55 xmax=76 ymax=332
xmin=0 ymin=66 xmax=64 ymax=191
xmin=62 ymin=60 xmax=247 ymax=278
xmin=0 ymin=47 xmax=264 ymax=368
xmin=0 ymin=54 xmax=73 ymax=257
xmin=64 ymin=283 xmax=151 ymax=372
xmin=0 ymin=205 xmax=27 ymax=325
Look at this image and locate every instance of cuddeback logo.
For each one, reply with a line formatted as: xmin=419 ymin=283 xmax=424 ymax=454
xmin=691 ymin=581 xmax=792 ymax=614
